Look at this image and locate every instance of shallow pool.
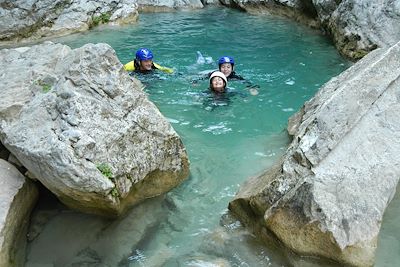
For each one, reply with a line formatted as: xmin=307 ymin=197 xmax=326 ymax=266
xmin=24 ymin=7 xmax=399 ymax=267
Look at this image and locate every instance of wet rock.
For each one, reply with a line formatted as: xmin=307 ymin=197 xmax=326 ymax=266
xmin=0 ymin=42 xmax=189 ymax=217
xmin=137 ymin=0 xmax=204 ymax=12
xmin=0 ymin=0 xmax=139 ymax=43
xmin=229 ymin=41 xmax=400 ymax=266
xmin=0 ymin=159 xmax=38 ymax=267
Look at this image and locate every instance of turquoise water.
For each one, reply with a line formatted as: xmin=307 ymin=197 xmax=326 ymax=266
xmin=21 ymin=7 xmax=374 ymax=267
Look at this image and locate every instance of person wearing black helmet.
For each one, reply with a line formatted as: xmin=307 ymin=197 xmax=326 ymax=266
xmin=124 ymin=48 xmax=173 ymax=74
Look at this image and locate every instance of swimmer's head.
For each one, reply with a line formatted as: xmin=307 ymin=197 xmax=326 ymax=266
xmin=135 ymin=48 xmax=154 ymax=71
xmin=209 ymin=71 xmax=227 ymax=93
xmin=218 ymin=56 xmax=234 ymax=77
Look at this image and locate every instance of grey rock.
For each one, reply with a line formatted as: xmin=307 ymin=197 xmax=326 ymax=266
xmin=223 ymin=0 xmax=319 ymax=27
xmin=0 ymin=159 xmax=38 ymax=267
xmin=137 ymin=0 xmax=203 ymax=12
xmin=202 ymin=0 xmax=221 ymax=5
xmin=229 ymin=41 xmax=400 ymax=266
xmin=0 ymin=42 xmax=189 ymax=217
xmin=7 ymin=153 xmax=23 ymax=167
xmin=0 ymin=0 xmax=139 ymax=43
xmin=312 ymin=0 xmax=339 ymax=26
xmin=328 ymin=0 xmax=400 ymax=59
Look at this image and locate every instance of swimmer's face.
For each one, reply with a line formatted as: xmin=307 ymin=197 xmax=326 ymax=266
xmin=220 ymin=63 xmax=233 ymax=77
xmin=140 ymin=60 xmax=153 ymax=71
xmin=211 ymin=77 xmax=226 ymax=93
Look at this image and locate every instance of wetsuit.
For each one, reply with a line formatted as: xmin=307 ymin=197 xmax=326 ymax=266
xmin=225 ymin=71 xmax=245 ymax=81
xmin=202 ymin=87 xmax=246 ymax=111
xmin=214 ymin=71 xmax=259 ymax=89
xmin=124 ymin=60 xmax=174 ymax=74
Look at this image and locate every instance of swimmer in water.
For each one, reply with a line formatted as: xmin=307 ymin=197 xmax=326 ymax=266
xmin=193 ymin=55 xmax=260 ymax=95
xmin=209 ymin=71 xmax=227 ymax=93
xmin=124 ymin=48 xmax=174 ymax=74
xmin=217 ymin=56 xmax=244 ymax=81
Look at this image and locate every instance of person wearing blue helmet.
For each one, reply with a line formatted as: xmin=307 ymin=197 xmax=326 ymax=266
xmin=218 ymin=56 xmax=244 ymax=80
xmin=218 ymin=56 xmax=260 ymax=94
xmin=124 ymin=48 xmax=173 ymax=74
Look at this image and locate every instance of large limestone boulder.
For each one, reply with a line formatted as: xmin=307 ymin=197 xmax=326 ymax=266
xmin=0 ymin=0 xmax=139 ymax=43
xmin=229 ymin=41 xmax=400 ymax=266
xmin=221 ymin=0 xmax=319 ymax=27
xmin=137 ymin=0 xmax=204 ymax=12
xmin=0 ymin=42 xmax=189 ymax=217
xmin=327 ymin=0 xmax=400 ymax=59
xmin=0 ymin=159 xmax=38 ymax=267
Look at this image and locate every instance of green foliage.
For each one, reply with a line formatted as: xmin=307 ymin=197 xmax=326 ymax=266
xmin=110 ymin=187 xmax=120 ymax=198
xmin=352 ymin=49 xmax=369 ymax=60
xmin=36 ymin=80 xmax=51 ymax=93
xmin=42 ymin=83 xmax=51 ymax=93
xmin=97 ymin=163 xmax=113 ymax=180
xmin=92 ymin=12 xmax=111 ymax=27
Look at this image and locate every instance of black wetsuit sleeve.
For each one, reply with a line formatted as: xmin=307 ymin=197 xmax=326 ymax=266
xmin=229 ymin=72 xmax=260 ymax=88
xmin=229 ymin=73 xmax=245 ymax=80
xmin=192 ymin=72 xmax=212 ymax=84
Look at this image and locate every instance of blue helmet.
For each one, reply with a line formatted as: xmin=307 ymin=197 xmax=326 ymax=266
xmin=218 ymin=56 xmax=234 ymax=66
xmin=135 ymin=48 xmax=153 ymax=61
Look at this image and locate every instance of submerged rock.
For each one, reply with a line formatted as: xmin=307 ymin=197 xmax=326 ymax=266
xmin=229 ymin=41 xmax=400 ymax=266
xmin=0 ymin=0 xmax=139 ymax=43
xmin=26 ymin=196 xmax=169 ymax=266
xmin=0 ymin=42 xmax=189 ymax=217
xmin=0 ymin=159 xmax=38 ymax=267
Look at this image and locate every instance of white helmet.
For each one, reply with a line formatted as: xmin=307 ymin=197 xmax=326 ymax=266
xmin=209 ymin=71 xmax=227 ymax=84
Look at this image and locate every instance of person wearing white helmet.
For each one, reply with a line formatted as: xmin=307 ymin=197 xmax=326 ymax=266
xmin=209 ymin=71 xmax=228 ymax=93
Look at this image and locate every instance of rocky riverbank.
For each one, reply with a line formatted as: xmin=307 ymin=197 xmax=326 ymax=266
xmin=222 ymin=0 xmax=400 ymax=59
xmin=229 ymin=40 xmax=400 ymax=266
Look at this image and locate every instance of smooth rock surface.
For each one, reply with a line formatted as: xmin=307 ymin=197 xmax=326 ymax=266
xmin=0 ymin=42 xmax=189 ymax=217
xmin=0 ymin=159 xmax=38 ymax=267
xmin=229 ymin=41 xmax=400 ymax=266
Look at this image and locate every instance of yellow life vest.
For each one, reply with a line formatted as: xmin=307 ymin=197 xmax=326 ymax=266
xmin=123 ymin=60 xmax=173 ymax=74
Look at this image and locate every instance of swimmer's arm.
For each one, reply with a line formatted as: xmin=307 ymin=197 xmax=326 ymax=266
xmin=153 ymin=62 xmax=174 ymax=74
xmin=191 ymin=73 xmax=209 ymax=84
xmin=232 ymin=74 xmax=260 ymax=88
xmin=233 ymin=74 xmax=245 ymax=80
